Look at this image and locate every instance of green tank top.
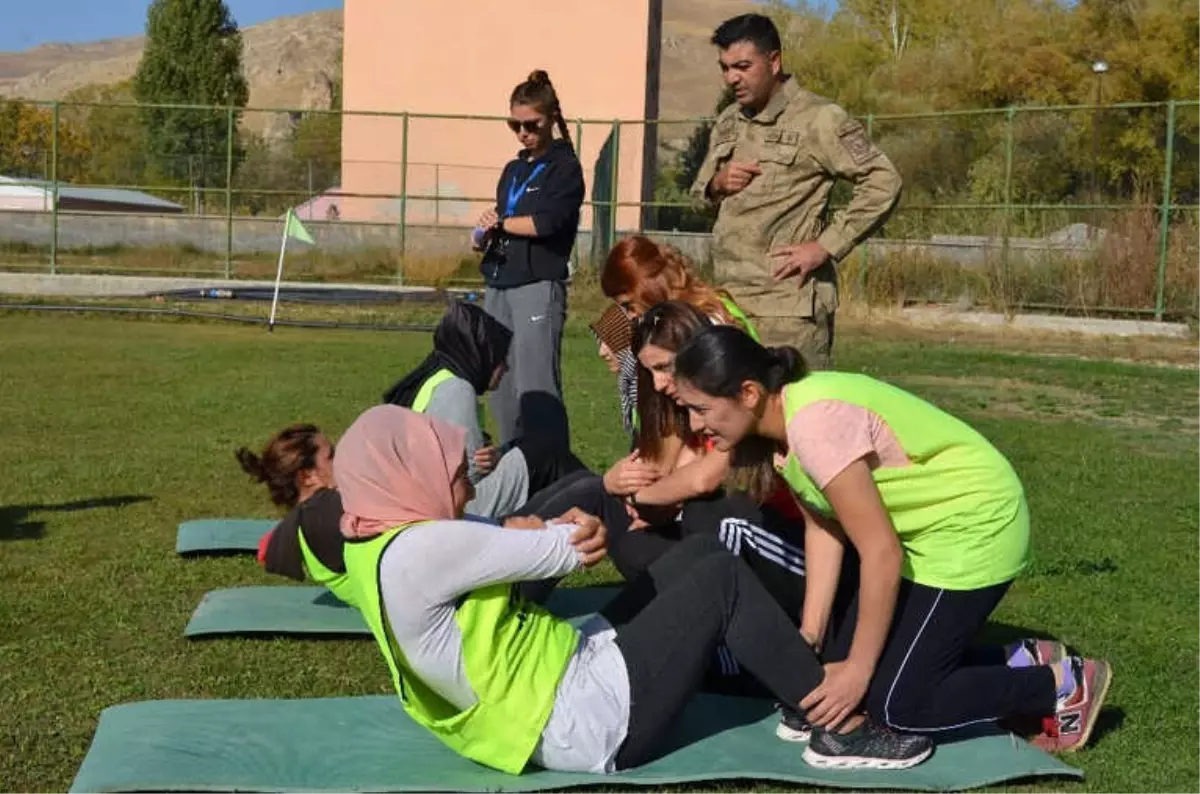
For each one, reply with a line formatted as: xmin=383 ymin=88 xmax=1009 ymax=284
xmin=719 ymin=295 xmax=761 ymax=342
xmin=342 ymin=526 xmax=580 ymax=774
xmin=776 ymin=372 xmax=1030 ymax=590
xmin=297 ymin=529 xmax=356 ymax=608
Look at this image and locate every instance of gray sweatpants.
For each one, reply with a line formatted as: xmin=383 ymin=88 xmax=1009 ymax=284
xmin=483 ymin=280 xmax=569 ymax=446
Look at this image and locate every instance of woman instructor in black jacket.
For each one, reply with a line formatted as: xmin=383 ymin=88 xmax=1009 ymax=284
xmin=472 ymin=69 xmax=584 ymax=448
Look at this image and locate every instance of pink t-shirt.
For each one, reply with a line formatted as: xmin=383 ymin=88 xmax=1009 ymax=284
xmin=784 ymin=398 xmax=911 ymax=488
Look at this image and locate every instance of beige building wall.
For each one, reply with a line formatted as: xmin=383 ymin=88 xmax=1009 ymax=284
xmin=340 ymin=0 xmax=659 ymax=234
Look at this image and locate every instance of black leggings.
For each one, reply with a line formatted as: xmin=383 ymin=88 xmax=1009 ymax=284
xmin=511 ymin=472 xmax=680 ymax=582
xmin=823 ymin=577 xmax=1057 ymax=731
xmin=511 ymin=436 xmax=589 ymax=498
xmin=603 ymin=534 xmax=825 ymax=770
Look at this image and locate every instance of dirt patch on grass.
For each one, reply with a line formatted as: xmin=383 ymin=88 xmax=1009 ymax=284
xmin=893 ymin=374 xmax=1198 ymax=435
xmin=837 ymin=310 xmax=1199 ymax=369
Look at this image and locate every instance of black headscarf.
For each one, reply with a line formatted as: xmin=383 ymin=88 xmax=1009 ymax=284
xmin=383 ymin=301 xmax=513 ymax=407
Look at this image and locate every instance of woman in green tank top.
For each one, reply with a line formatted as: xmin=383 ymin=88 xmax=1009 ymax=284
xmin=671 ymin=326 xmax=1113 ymax=755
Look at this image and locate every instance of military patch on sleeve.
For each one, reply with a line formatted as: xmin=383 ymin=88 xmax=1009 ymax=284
xmin=713 ymin=114 xmax=739 ymax=144
xmin=837 ymin=121 xmax=878 ymax=166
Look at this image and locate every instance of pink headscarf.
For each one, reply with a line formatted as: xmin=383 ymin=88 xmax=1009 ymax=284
xmin=334 ymin=404 xmax=467 ymax=539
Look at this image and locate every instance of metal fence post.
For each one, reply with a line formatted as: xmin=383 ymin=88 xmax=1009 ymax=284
xmin=858 ymin=113 xmax=875 ymax=301
xmin=573 ymin=118 xmax=583 ymax=274
xmin=224 ymin=106 xmax=234 ymax=279
xmin=398 ymin=112 xmax=409 ymax=285
xmin=1154 ymin=99 xmax=1177 ymax=321
xmin=609 ymin=119 xmax=621 ymax=253
xmin=50 ymin=101 xmax=60 ymax=275
xmin=1000 ymin=107 xmax=1016 ymax=309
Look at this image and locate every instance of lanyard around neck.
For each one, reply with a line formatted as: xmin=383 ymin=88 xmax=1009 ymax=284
xmin=504 ymin=162 xmax=547 ymax=218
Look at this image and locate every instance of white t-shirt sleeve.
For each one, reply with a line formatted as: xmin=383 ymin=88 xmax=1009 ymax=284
xmin=384 ymin=519 xmax=583 ymax=605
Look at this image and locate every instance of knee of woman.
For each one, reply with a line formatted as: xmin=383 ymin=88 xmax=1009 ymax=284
xmin=688 ymin=546 xmax=741 ymax=592
xmin=679 ymin=532 xmax=729 ymax=558
xmin=869 ymin=686 xmax=930 ymax=730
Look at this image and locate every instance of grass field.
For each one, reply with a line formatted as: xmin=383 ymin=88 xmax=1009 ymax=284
xmin=0 ymin=309 xmax=1196 ymax=792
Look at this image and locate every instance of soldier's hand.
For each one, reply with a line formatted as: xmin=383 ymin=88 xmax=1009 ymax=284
xmin=770 ymin=242 xmax=831 ymax=285
xmin=714 ymin=161 xmax=762 ymax=196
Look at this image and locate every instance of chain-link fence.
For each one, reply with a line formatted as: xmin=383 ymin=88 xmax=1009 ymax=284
xmin=0 ymin=97 xmax=1195 ymax=319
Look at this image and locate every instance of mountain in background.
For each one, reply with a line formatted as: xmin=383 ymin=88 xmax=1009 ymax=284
xmin=0 ymin=0 xmax=753 ymax=142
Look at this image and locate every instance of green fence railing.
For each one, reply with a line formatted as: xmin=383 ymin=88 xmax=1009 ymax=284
xmin=0 ymin=97 xmax=1195 ymax=319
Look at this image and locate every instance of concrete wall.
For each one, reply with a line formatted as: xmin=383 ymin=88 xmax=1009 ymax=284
xmin=339 ymin=0 xmax=659 ymax=231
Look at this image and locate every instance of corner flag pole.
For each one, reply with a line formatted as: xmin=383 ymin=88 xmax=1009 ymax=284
xmin=267 ymin=215 xmax=290 ymax=333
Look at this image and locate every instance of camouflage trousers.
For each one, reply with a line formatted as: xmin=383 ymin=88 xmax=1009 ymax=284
xmin=722 ymin=277 xmax=837 ymax=371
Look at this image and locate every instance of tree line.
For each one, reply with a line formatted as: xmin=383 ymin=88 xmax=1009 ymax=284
xmin=0 ymin=0 xmax=1195 ymax=229
xmin=0 ymin=0 xmax=339 ymax=216
xmin=654 ymin=0 xmax=1198 ymax=235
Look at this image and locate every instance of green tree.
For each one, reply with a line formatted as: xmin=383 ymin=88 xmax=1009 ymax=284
xmin=653 ymin=87 xmax=735 ymax=232
xmin=63 ymin=81 xmax=147 ymax=188
xmin=289 ymin=74 xmax=343 ymax=196
xmin=0 ymin=100 xmax=91 ymax=182
xmin=132 ymin=0 xmax=249 ymax=196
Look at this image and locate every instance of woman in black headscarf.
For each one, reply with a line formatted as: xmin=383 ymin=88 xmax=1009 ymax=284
xmin=383 ymin=300 xmax=587 ymax=517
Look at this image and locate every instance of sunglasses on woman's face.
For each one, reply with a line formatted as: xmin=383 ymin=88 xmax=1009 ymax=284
xmin=507 ymin=118 xmax=545 ymax=134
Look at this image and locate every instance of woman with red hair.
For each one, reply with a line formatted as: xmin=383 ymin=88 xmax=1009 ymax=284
xmin=600 ymin=235 xmax=759 ymax=340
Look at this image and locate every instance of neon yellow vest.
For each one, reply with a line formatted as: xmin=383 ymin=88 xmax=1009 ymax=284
xmin=297 ymin=529 xmax=356 ymax=608
xmin=777 ymin=372 xmax=1030 ymax=590
xmin=412 ymin=368 xmax=486 ymax=430
xmin=411 ymin=368 xmax=456 ymax=413
xmin=719 ymin=295 xmax=761 ymax=343
xmin=343 ymin=526 xmax=580 ymax=774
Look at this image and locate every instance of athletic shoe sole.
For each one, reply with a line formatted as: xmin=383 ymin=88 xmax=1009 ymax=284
xmin=1060 ymin=659 xmax=1113 ymax=753
xmin=775 ymin=721 xmax=812 ymax=743
xmin=802 ymin=744 xmax=934 ymax=770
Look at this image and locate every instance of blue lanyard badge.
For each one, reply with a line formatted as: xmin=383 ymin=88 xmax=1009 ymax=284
xmin=504 ymin=162 xmax=547 ymax=218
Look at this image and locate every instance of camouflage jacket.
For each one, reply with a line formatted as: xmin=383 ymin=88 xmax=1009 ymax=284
xmin=691 ymin=77 xmax=902 ymax=287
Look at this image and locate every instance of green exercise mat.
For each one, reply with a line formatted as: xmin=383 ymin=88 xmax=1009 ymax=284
xmin=176 ymin=515 xmax=499 ymax=555
xmin=70 ymin=694 xmax=1080 ymax=793
xmin=176 ymin=519 xmax=275 ymax=554
xmin=184 ymin=585 xmax=622 ymax=637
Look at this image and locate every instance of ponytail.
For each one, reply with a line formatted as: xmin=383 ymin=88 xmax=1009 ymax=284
xmin=761 ymin=345 xmax=806 ymax=392
xmin=511 ymin=69 xmax=572 ymax=145
xmin=235 ymin=447 xmax=266 ymax=481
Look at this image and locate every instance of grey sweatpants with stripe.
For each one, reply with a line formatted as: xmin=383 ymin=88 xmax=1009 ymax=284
xmin=483 ymin=280 xmax=569 ymax=447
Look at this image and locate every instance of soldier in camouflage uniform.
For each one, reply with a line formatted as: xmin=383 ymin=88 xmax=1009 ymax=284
xmin=691 ymin=14 xmax=902 ymax=368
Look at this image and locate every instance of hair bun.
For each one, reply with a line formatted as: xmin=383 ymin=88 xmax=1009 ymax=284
xmin=526 ymin=69 xmax=551 ymax=86
xmin=765 ymin=345 xmax=806 ymax=385
xmin=235 ymin=447 xmax=266 ymax=481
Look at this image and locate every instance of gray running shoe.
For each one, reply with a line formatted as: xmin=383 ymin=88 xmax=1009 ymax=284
xmin=803 ymin=719 xmax=934 ymax=770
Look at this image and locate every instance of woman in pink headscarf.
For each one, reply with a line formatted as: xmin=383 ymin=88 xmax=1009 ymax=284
xmin=333 ymin=405 xmax=932 ymax=777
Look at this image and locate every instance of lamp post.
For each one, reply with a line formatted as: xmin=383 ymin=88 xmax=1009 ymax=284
xmin=1089 ymin=60 xmax=1108 ymax=239
xmin=1091 ymin=61 xmax=1108 ymax=197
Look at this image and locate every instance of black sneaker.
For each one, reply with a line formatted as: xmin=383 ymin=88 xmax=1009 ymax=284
xmin=775 ymin=704 xmax=812 ymax=742
xmin=802 ymin=719 xmax=934 ymax=770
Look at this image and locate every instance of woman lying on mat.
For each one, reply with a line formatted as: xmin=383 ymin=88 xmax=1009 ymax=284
xmin=236 ymin=423 xmax=504 ymax=607
xmin=383 ymin=299 xmax=587 ymax=517
xmin=333 ymin=403 xmax=933 ymax=775
xmin=236 ymin=424 xmax=351 ymax=602
xmin=669 ymin=325 xmax=1112 ymax=753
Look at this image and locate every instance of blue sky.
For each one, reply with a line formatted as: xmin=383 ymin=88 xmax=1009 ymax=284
xmin=1 ymin=0 xmax=343 ymax=52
